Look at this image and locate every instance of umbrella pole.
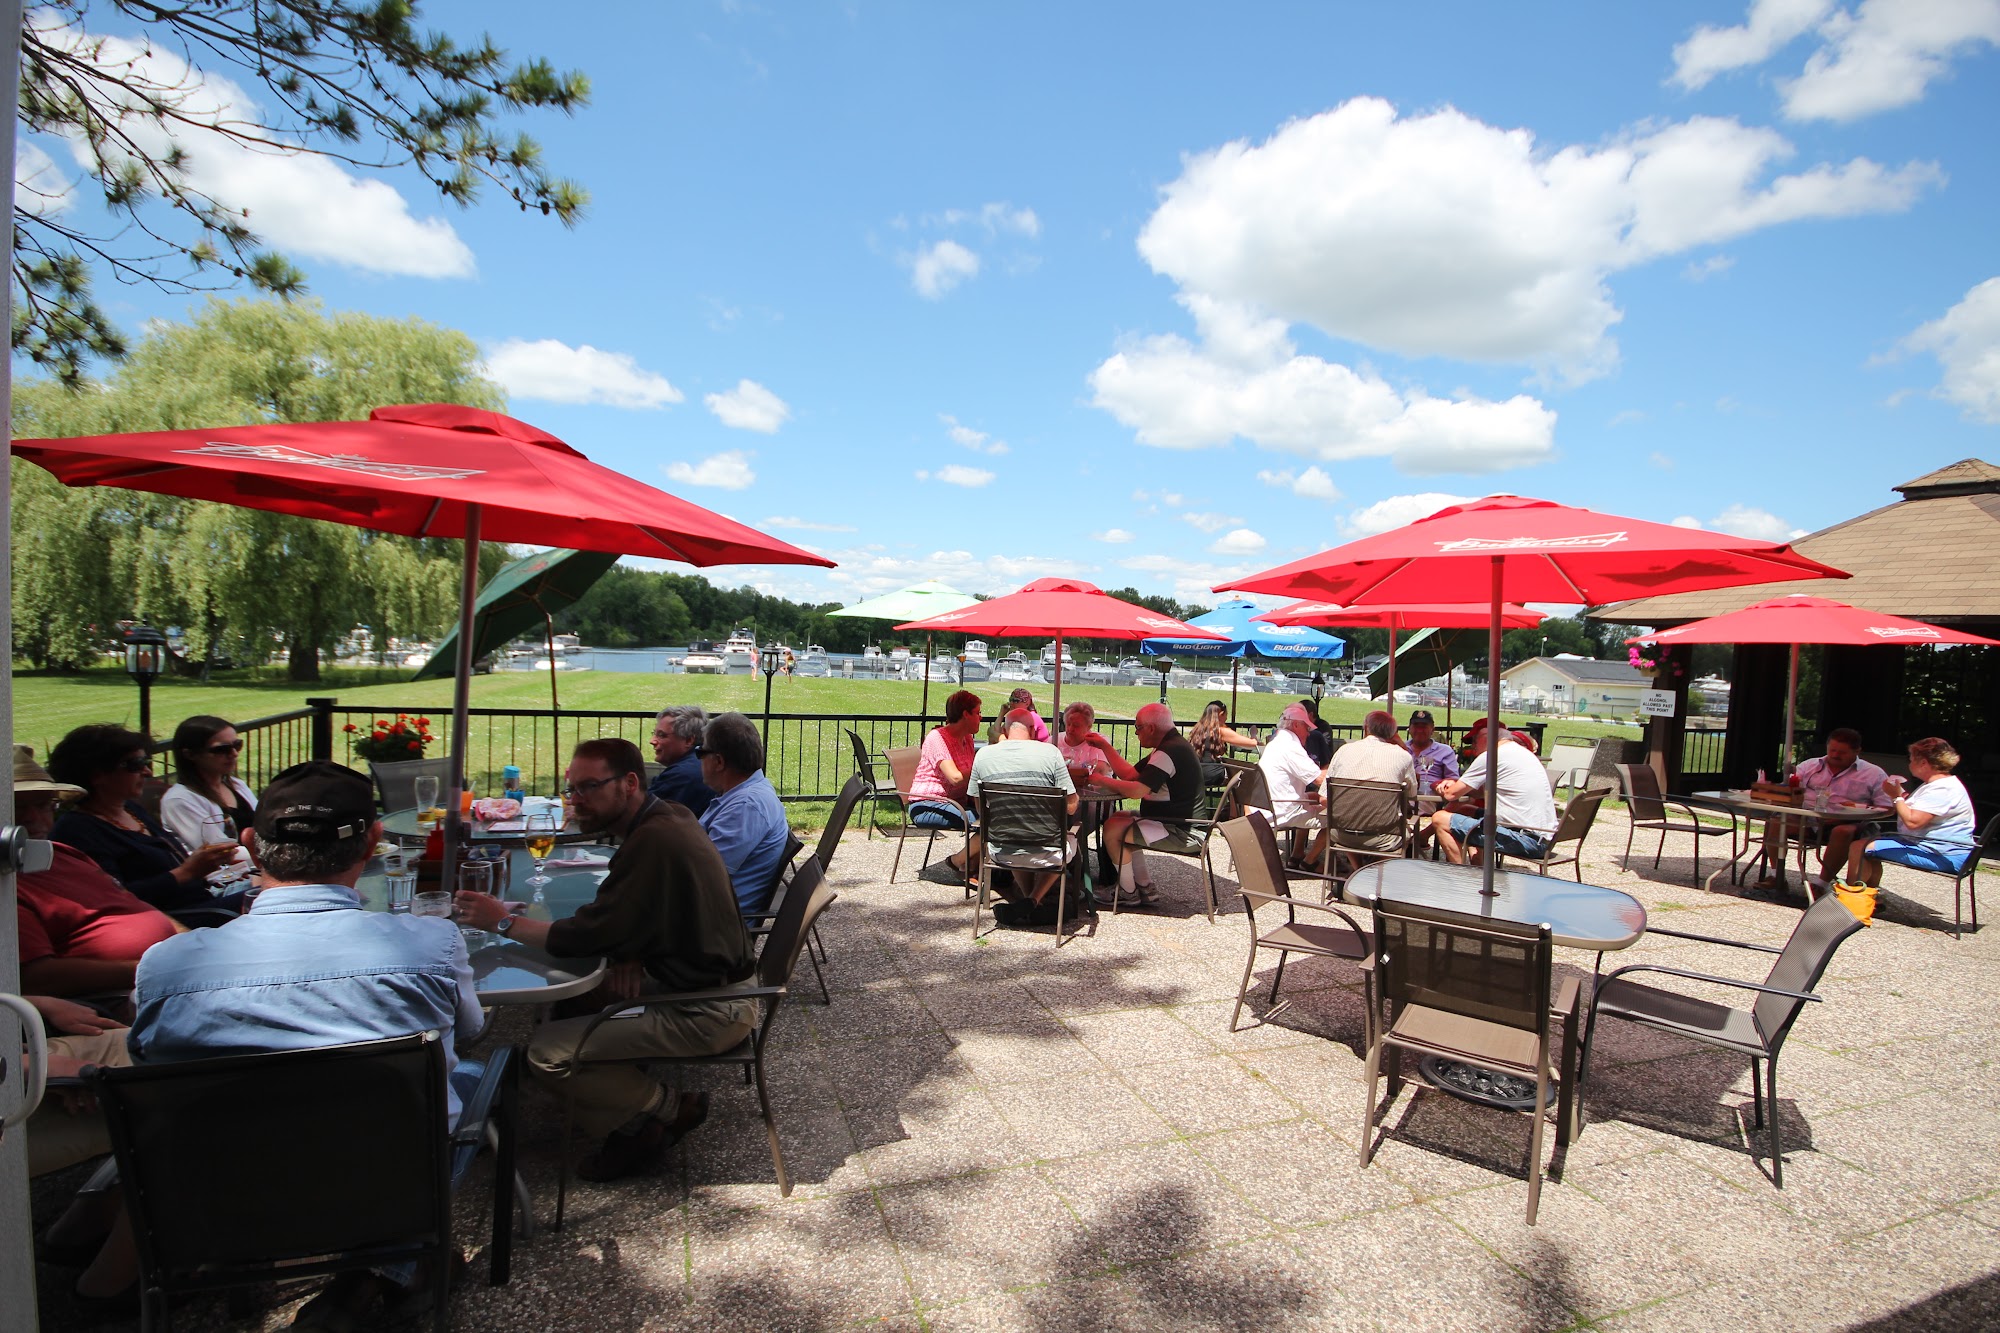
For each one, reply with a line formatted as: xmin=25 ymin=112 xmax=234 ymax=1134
xmin=922 ymin=632 xmax=932 ymax=721
xmin=544 ymin=605 xmax=560 ymax=713
xmin=1053 ymin=631 xmax=1064 ymax=719
xmin=1782 ymin=641 xmax=1799 ymax=779
xmin=1230 ymin=658 xmax=1239 ymax=722
xmin=1481 ymin=557 xmax=1503 ymax=896
xmin=1386 ymin=628 xmax=1397 ymax=717
xmin=444 ymin=504 xmax=482 ymax=888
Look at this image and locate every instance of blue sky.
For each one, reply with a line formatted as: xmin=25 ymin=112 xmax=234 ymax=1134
xmin=25 ymin=1 xmax=2000 ymax=609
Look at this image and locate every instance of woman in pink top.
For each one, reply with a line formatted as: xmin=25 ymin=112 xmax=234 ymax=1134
xmin=1004 ymin=688 xmax=1051 ymax=743
xmin=912 ymin=690 xmax=983 ymax=874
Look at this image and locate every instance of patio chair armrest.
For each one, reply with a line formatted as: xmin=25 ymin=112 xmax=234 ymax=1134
xmin=1596 ymin=962 xmax=1823 ymax=1004
xmin=450 ymin=1045 xmax=517 ymax=1145
xmin=1665 ymin=796 xmax=1734 ymax=826
xmin=1553 ymin=973 xmax=1582 ymax=1018
xmin=1640 ymin=925 xmax=1783 ymax=954
xmin=1244 ymin=890 xmax=1368 ymax=937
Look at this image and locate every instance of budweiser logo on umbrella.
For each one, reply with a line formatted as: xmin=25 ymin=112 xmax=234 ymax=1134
xmin=1435 ymin=531 xmax=1630 ymax=553
xmin=178 ymin=442 xmax=487 ymax=481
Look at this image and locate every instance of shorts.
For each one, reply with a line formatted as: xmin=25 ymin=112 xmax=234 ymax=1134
xmin=1865 ymin=835 xmax=1972 ymax=875
xmin=909 ymin=799 xmax=973 ymax=830
xmin=1447 ymin=813 xmax=1550 ymax=861
xmin=1130 ymin=818 xmax=1203 ymax=856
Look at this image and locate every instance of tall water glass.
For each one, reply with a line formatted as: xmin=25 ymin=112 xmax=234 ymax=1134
xmin=412 ymin=774 xmax=441 ymax=819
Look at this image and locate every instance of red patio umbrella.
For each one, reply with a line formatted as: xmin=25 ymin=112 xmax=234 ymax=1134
xmin=13 ymin=403 xmax=834 ymax=875
xmin=893 ymin=577 xmax=1228 ymax=717
xmin=1629 ymin=595 xmax=2000 ymax=777
xmin=1226 ymin=495 xmax=1847 ymax=893
xmin=1254 ymin=601 xmax=1547 ymax=721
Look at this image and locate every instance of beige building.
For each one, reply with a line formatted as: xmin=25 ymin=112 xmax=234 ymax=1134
xmin=1502 ymin=656 xmax=1653 ymax=717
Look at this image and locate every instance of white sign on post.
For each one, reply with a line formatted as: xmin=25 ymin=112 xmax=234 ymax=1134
xmin=1639 ymin=689 xmax=1676 ymax=718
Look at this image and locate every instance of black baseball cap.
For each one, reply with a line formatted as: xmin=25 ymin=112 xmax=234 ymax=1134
xmin=1407 ymin=710 xmax=1435 ymax=725
xmin=255 ymin=762 xmax=376 ymax=843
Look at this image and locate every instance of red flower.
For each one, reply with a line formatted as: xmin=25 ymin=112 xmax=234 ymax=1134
xmin=371 ymin=729 xmax=388 ymax=742
xmin=407 ymin=740 xmax=420 ymax=752
xmin=343 ymin=722 xmax=358 ymax=733
xmin=416 ymin=716 xmax=430 ymax=726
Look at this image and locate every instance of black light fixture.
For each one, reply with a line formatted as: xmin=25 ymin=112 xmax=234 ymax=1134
xmin=123 ymin=623 xmax=168 ymax=739
xmin=1152 ymin=656 xmax=1174 ymax=705
xmin=1311 ymin=670 xmax=1326 ymax=704
xmin=758 ymin=642 xmax=783 ymax=745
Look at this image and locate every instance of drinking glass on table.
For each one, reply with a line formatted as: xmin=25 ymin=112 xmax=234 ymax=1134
xmin=412 ymin=891 xmax=453 ymax=918
xmin=524 ymin=809 xmax=559 ymax=899
xmin=456 ymin=859 xmax=494 ymax=900
xmin=412 ymin=774 xmax=440 ymax=822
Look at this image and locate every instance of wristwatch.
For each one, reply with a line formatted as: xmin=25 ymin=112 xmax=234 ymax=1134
xmin=494 ymin=914 xmax=517 ymax=936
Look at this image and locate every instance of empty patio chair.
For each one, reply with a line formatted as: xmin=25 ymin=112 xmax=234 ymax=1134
xmin=972 ymin=782 xmax=1083 ymax=945
xmin=1619 ymin=762 xmax=1736 ymax=882
xmin=1880 ymin=812 xmax=1996 ymax=939
xmin=1578 ymin=892 xmax=1864 ymax=1186
xmin=1503 ymin=786 xmax=1610 ymax=882
xmin=883 ymin=744 xmax=973 ymax=885
xmin=369 ymin=754 xmax=455 ymax=816
xmin=1361 ymin=899 xmax=1579 ymax=1225
xmin=1217 ymin=813 xmax=1373 ymax=1038
xmin=845 ymin=728 xmax=897 ymax=838
xmin=1543 ymin=741 xmax=1598 ymax=800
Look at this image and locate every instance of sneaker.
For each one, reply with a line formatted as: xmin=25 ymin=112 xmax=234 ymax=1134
xmin=575 ymin=1118 xmax=668 ymax=1182
xmin=1112 ymin=884 xmax=1159 ymax=909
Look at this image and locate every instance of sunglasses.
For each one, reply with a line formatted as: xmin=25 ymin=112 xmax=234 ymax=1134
xmin=205 ymin=740 xmax=245 ymax=755
xmin=118 ymin=756 xmax=153 ymax=773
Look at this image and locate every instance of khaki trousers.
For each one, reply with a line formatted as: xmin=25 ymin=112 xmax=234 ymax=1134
xmin=529 ymin=997 xmax=757 ymax=1136
xmin=27 ymin=1031 xmax=132 ymax=1177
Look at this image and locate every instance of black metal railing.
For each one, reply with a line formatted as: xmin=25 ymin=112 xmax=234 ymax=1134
xmin=211 ymin=700 xmax=1544 ymax=805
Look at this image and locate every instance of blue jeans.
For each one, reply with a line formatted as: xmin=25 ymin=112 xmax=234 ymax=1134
xmin=1446 ymin=813 xmax=1550 ymax=860
xmin=909 ymin=799 xmax=973 ymax=830
xmin=1866 ymin=836 xmax=1972 ymax=875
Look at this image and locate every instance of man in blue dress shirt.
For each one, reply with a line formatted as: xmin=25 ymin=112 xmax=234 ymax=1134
xmin=696 ymin=711 xmax=793 ymax=917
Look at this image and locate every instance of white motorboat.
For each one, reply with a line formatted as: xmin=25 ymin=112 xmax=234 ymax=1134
xmin=1038 ymin=642 xmax=1076 ymax=682
xmin=796 ymin=645 xmax=830 ymax=677
xmin=990 ymin=651 xmax=1036 ymax=682
xmin=682 ymin=639 xmax=726 ymax=674
xmin=721 ymin=628 xmax=757 ymax=672
xmin=1079 ymin=660 xmax=1120 ymax=684
xmin=888 ymin=645 xmax=912 ymax=664
xmin=962 ymin=639 xmax=991 ymax=663
xmin=552 ymin=633 xmax=583 ymax=655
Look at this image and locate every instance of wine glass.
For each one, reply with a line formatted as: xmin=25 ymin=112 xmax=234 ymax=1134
xmin=524 ymin=810 xmax=558 ymax=899
xmin=412 ymin=774 xmax=440 ymax=820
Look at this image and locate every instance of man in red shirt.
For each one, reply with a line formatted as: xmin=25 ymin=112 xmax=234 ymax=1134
xmin=13 ymin=745 xmax=182 ymax=998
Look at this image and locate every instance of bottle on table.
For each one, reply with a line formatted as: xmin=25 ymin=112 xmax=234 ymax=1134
xmin=503 ymin=764 xmax=524 ymax=805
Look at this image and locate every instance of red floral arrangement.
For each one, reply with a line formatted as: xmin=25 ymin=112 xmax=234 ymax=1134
xmin=345 ymin=713 xmax=435 ymax=763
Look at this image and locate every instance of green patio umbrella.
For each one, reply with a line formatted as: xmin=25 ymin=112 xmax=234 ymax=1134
xmin=828 ymin=580 xmax=980 ymax=718
xmin=413 ymin=546 xmax=618 ymax=711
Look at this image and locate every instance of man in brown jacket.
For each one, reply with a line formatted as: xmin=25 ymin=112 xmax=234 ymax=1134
xmin=456 ymin=737 xmax=754 ymax=1181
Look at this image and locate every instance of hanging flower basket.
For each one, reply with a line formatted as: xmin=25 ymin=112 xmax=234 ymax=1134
xmin=345 ymin=713 xmax=435 ymax=764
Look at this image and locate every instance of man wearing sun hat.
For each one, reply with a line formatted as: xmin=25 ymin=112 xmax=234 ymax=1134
xmin=129 ymin=762 xmax=485 ymax=1108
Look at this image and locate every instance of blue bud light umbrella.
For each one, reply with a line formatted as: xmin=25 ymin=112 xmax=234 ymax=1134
xmin=1141 ymin=599 xmax=1345 ymax=716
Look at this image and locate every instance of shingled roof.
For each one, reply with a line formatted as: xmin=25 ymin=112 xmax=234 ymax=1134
xmin=1592 ymin=458 xmax=2000 ymax=627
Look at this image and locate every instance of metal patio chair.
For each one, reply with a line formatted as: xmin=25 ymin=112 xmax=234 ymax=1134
xmin=1502 ymin=786 xmax=1610 ymax=882
xmin=1217 ymin=812 xmax=1373 ymax=1038
xmin=884 ymin=744 xmax=973 ymax=886
xmin=1880 ymin=812 xmax=1997 ymax=939
xmin=1619 ymin=762 xmax=1736 ymax=883
xmin=971 ymin=782 xmax=1083 ymax=946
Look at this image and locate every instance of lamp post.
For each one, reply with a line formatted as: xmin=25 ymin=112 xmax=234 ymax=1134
xmin=1152 ymin=657 xmax=1174 ymax=706
xmin=1310 ymin=670 xmax=1326 ymax=704
xmin=758 ymin=642 xmax=782 ymax=747
xmin=124 ymin=623 xmax=168 ymax=738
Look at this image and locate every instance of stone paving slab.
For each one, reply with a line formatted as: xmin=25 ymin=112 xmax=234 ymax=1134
xmin=31 ymin=799 xmax=2000 ymax=1330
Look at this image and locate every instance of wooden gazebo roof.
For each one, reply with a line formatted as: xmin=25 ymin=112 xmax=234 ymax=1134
xmin=1592 ymin=458 xmax=2000 ymax=628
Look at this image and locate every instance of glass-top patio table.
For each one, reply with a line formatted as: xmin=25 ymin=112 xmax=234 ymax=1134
xmin=358 ymin=844 xmax=610 ymax=1005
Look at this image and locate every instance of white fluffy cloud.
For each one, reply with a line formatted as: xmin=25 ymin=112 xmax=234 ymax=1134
xmin=1899 ymin=277 xmax=2000 ymax=421
xmin=14 ymin=141 xmax=75 ymax=216
xmin=915 ymin=464 xmax=996 ymax=488
xmin=1672 ymin=0 xmax=1834 ymax=89
xmin=704 ymin=379 xmax=791 ymax=433
xmin=486 ymin=339 xmax=684 ymax=409
xmin=1092 ymin=528 xmax=1135 ymax=544
xmin=665 ymin=451 xmax=756 ymax=490
xmin=1211 ymin=528 xmax=1268 ymax=556
xmin=764 ymin=516 xmax=857 ymax=533
xmin=1180 ymin=511 xmax=1241 ymax=534
xmin=1256 ymin=466 xmax=1343 ymax=501
xmin=1671 ymin=504 xmax=1808 ymax=541
xmin=826 ymin=549 xmax=1071 ymax=600
xmin=1127 ymin=97 xmax=1936 ymax=382
xmin=1338 ymin=492 xmax=1478 ymax=539
xmin=1674 ymin=0 xmax=2000 ymax=121
xmin=29 ymin=22 xmax=477 ymax=279
xmin=910 ymin=240 xmax=980 ymax=299
xmin=935 ymin=203 xmax=1042 ymax=237
xmin=940 ymin=414 xmax=1010 ymax=454
xmin=1118 ymin=553 xmax=1263 ymax=606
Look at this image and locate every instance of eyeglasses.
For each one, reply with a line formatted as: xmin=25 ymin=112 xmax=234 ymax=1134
xmin=205 ymin=740 xmax=245 ymax=755
xmin=690 ymin=745 xmax=708 ymax=757
xmin=562 ymin=776 xmax=618 ymax=797
xmin=118 ymin=755 xmax=153 ymax=773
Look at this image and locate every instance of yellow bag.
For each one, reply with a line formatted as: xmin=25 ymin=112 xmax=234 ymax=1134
xmin=1832 ymin=881 xmax=1877 ymax=924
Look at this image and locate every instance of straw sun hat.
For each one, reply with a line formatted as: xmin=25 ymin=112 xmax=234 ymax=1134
xmin=13 ymin=744 xmax=86 ymax=799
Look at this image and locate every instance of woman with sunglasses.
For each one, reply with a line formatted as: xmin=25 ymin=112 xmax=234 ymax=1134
xmin=158 ymin=715 xmax=258 ymax=889
xmin=47 ymin=724 xmax=239 ymax=910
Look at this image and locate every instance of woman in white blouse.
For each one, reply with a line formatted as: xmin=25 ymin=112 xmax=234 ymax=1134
xmin=158 ymin=715 xmax=258 ymax=889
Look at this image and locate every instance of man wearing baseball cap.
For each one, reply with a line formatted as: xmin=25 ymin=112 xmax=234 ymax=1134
xmin=129 ymin=761 xmax=484 ymax=1106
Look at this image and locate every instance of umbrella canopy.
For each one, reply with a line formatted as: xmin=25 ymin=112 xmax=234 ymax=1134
xmin=1139 ymin=599 xmax=1347 ymax=660
xmin=1628 ymin=595 xmax=2000 ymax=775
xmin=13 ymin=403 xmax=834 ymax=878
xmin=411 ymin=547 xmax=618 ymax=711
xmin=1226 ymin=495 xmax=1847 ymax=893
xmin=827 ymin=580 xmax=982 ymax=717
xmin=1255 ymin=600 xmax=1547 ymax=719
xmin=895 ymin=577 xmax=1227 ymax=715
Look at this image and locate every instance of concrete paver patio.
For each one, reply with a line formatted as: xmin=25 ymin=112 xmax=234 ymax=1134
xmin=36 ymin=800 xmax=2000 ymax=1330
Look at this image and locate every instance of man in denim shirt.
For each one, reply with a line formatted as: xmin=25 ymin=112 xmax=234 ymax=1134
xmin=129 ymin=761 xmax=484 ymax=1327
xmin=697 ymin=711 xmax=792 ymax=917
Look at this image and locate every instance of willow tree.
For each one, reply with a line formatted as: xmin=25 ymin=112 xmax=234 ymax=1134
xmin=14 ymin=1 xmax=588 ymax=384
xmin=11 ymin=297 xmax=508 ymax=679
